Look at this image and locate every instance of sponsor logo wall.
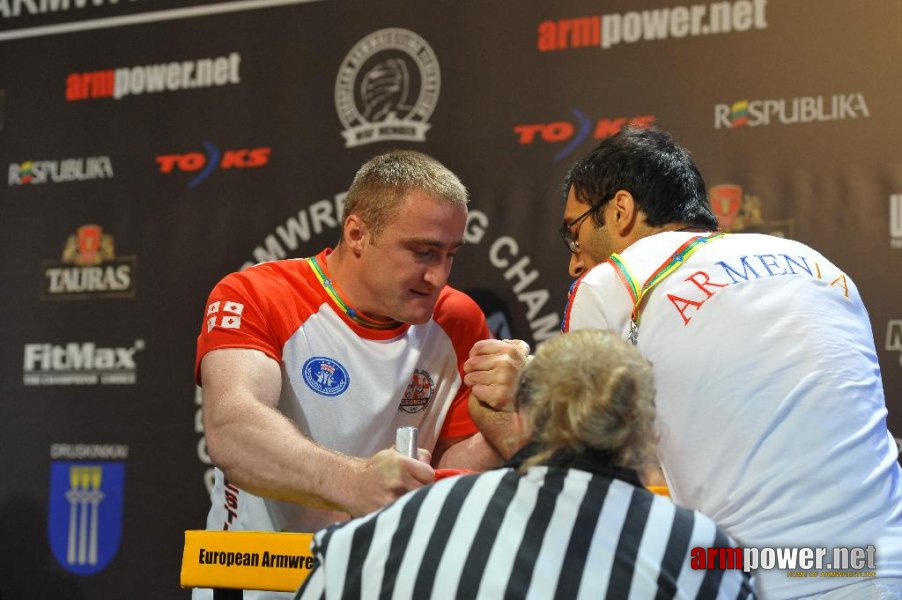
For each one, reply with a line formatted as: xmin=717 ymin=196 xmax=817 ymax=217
xmin=1 ymin=1 xmax=900 ymax=598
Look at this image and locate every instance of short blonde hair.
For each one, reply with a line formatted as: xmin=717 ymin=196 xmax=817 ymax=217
xmin=344 ymin=150 xmax=468 ymax=238
xmin=515 ymin=329 xmax=657 ymax=473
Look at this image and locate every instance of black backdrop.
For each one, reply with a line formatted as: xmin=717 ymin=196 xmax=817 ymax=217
xmin=1 ymin=1 xmax=901 ymax=597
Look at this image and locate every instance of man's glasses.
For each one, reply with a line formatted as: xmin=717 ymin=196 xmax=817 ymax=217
xmin=558 ymin=205 xmax=599 ymax=254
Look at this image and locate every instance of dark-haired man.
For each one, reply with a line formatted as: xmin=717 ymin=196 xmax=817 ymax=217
xmin=467 ymin=127 xmax=902 ymax=599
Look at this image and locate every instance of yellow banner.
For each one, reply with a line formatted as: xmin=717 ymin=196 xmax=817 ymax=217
xmin=180 ymin=530 xmax=315 ymax=592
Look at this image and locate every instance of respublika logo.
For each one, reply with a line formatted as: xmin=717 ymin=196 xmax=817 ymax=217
xmin=42 ymin=224 xmax=136 ymax=300
xmin=335 ymin=28 xmax=439 ymax=147
xmin=714 ymin=94 xmax=870 ymax=129
xmin=514 ymin=111 xmax=655 ymax=161
xmin=890 ymin=194 xmax=902 ymax=249
xmin=8 ymin=156 xmax=113 ymax=186
xmin=48 ymin=443 xmax=127 ymax=576
xmin=156 ymin=142 xmax=270 ymax=189
xmin=302 ymin=356 xmax=350 ymax=397
xmin=23 ymin=340 xmax=144 ymax=386
xmin=887 ymin=320 xmax=902 ymax=365
xmin=537 ymin=0 xmax=767 ymax=51
xmin=66 ymin=52 xmax=241 ymax=101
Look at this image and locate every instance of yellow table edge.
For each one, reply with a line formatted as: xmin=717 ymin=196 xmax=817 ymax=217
xmin=180 ymin=530 xmax=315 ymax=592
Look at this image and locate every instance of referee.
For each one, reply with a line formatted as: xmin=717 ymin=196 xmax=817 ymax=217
xmin=295 ymin=330 xmax=755 ymax=599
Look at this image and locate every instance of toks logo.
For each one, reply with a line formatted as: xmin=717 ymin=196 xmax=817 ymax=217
xmin=514 ymin=111 xmax=655 ymax=161
xmin=155 ymin=142 xmax=270 ymax=189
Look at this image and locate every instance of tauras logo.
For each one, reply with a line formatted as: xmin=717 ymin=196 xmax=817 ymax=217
xmin=8 ymin=156 xmax=113 ymax=186
xmin=42 ymin=225 xmax=136 ymax=300
xmin=714 ymin=94 xmax=869 ymax=129
xmin=23 ymin=340 xmax=144 ymax=386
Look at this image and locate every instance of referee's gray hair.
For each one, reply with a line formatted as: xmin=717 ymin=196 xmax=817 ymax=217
xmin=515 ymin=329 xmax=657 ymax=473
xmin=344 ymin=150 xmax=469 ymax=238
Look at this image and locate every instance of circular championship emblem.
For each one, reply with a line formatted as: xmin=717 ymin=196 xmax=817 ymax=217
xmin=335 ymin=28 xmax=440 ymax=148
xmin=398 ymin=369 xmax=435 ymax=414
xmin=302 ymin=356 xmax=350 ymax=397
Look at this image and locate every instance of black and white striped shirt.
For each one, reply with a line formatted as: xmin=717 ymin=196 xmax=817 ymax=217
xmin=296 ymin=449 xmax=755 ymax=599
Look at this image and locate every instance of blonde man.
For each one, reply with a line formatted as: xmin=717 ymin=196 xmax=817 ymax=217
xmin=195 ymin=151 xmax=500 ymax=600
xmin=296 ymin=330 xmax=754 ymax=599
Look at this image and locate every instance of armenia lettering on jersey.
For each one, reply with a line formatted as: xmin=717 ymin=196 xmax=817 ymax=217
xmin=665 ymin=253 xmax=850 ymax=326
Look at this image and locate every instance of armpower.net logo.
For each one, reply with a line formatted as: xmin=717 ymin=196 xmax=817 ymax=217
xmin=693 ymin=545 xmax=878 ymax=578
xmin=537 ymin=0 xmax=767 ymax=51
xmin=66 ymin=52 xmax=241 ymax=101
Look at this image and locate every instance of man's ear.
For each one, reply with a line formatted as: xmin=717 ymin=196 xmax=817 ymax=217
xmin=343 ymin=214 xmax=367 ymax=256
xmin=609 ymin=190 xmax=638 ymax=237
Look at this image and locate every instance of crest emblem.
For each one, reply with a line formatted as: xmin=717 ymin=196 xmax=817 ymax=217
xmin=335 ymin=28 xmax=440 ymax=147
xmin=302 ymin=356 xmax=350 ymax=396
xmin=708 ymin=184 xmax=742 ymax=230
xmin=48 ymin=462 xmax=125 ymax=575
xmin=398 ymin=369 xmax=435 ymax=414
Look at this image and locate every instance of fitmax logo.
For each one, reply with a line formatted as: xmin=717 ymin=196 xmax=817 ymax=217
xmin=155 ymin=142 xmax=269 ymax=189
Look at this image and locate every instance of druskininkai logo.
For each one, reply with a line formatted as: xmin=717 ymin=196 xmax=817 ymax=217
xmin=335 ymin=28 xmax=440 ymax=147
xmin=47 ymin=444 xmax=127 ymax=576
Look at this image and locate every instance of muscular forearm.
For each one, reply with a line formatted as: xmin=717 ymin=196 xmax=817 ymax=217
xmin=206 ymin=394 xmax=361 ymax=513
xmin=468 ymin=395 xmax=522 ymax=460
xmin=434 ymin=432 xmax=503 ymax=471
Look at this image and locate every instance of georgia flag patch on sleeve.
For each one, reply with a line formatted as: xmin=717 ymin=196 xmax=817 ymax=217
xmin=206 ymin=301 xmax=245 ymax=332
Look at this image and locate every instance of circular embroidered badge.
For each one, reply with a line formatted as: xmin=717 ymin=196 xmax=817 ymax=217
xmin=302 ymin=356 xmax=350 ymax=397
xmin=398 ymin=369 xmax=435 ymax=414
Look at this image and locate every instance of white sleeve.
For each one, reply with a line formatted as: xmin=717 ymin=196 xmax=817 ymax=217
xmin=565 ymin=277 xmax=613 ymax=333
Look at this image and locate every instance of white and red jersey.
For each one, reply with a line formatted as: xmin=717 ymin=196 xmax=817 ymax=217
xmin=564 ymin=231 xmax=902 ymax=599
xmin=195 ymin=248 xmax=489 ymax=536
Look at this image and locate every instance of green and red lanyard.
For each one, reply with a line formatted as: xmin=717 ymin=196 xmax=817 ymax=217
xmin=606 ymin=232 xmax=726 ymax=345
xmin=306 ymin=255 xmax=401 ymax=331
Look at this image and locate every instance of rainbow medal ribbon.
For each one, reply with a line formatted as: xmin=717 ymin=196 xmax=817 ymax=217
xmin=609 ymin=232 xmax=725 ymax=345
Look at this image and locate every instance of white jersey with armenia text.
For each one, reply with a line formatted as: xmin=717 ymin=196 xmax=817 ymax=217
xmin=193 ymin=249 xmax=488 ymax=600
xmin=564 ymin=231 xmax=902 ymax=599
